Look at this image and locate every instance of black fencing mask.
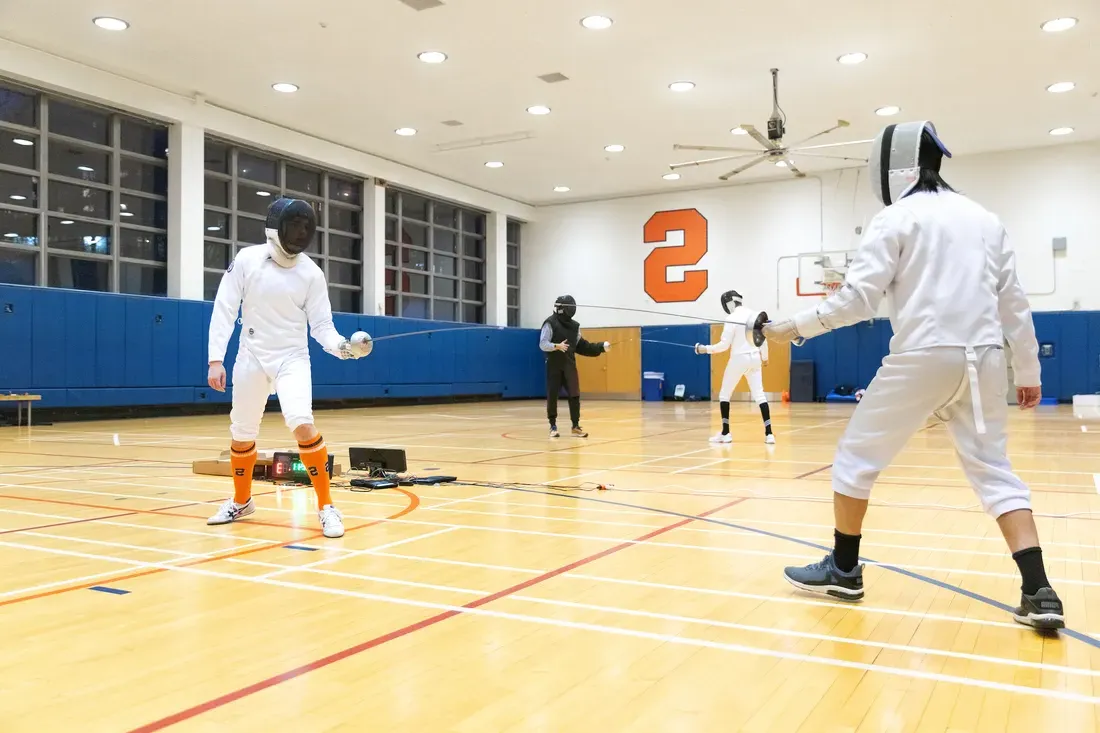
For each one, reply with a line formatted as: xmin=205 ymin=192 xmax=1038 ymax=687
xmin=266 ymin=198 xmax=317 ymax=260
xmin=554 ymin=295 xmax=577 ymax=320
xmin=720 ymin=289 xmax=743 ymax=314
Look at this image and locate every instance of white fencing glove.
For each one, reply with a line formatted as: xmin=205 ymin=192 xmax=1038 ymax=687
xmin=762 ymin=318 xmax=804 ymax=346
xmin=603 ymin=341 xmax=612 ymax=352
xmin=335 ymin=331 xmax=373 ymax=360
xmin=694 ymin=343 xmax=707 ymax=355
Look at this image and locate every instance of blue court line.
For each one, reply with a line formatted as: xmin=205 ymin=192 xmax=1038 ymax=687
xmin=89 ymin=586 xmax=130 ymax=595
xmin=503 ymin=486 xmax=1100 ymax=651
xmin=286 ymin=545 xmax=319 ymax=552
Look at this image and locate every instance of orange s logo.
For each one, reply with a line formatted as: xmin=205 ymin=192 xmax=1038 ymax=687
xmin=643 ymin=209 xmax=708 ymax=303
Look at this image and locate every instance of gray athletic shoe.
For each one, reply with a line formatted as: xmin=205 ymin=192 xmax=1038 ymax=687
xmin=1013 ymin=587 xmax=1065 ymax=630
xmin=784 ymin=553 xmax=864 ymax=602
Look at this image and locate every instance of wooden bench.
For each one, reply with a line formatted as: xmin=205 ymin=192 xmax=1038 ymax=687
xmin=0 ymin=394 xmax=41 ymax=427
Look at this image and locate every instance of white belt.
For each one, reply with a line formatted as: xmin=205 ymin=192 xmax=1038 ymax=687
xmin=965 ymin=347 xmax=986 ymax=435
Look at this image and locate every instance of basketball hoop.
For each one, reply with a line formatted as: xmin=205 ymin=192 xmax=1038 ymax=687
xmin=822 ymin=281 xmax=842 ymax=297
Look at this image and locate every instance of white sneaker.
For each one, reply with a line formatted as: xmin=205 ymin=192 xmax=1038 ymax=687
xmin=319 ymin=504 xmax=345 ymax=538
xmin=709 ymin=433 xmax=732 ymax=444
xmin=765 ymin=434 xmax=776 ymax=445
xmin=207 ymin=498 xmax=255 ymax=525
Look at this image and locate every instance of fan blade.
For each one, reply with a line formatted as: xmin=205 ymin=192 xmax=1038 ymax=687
xmin=792 ymin=151 xmax=868 ymax=162
xmin=718 ymin=153 xmax=770 ymax=180
xmin=797 ymin=138 xmax=874 ymax=151
xmin=787 ymin=120 xmax=851 ymax=149
xmin=673 ymin=144 xmax=768 ymax=153
xmin=740 ymin=124 xmax=778 ymax=150
xmin=783 ymin=157 xmax=806 ymax=178
xmin=668 ymin=153 xmax=761 ymax=171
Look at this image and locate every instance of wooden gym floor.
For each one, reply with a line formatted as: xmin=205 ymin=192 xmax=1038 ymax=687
xmin=0 ymin=400 xmax=1098 ymax=732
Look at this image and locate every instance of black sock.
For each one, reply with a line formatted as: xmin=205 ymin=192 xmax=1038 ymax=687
xmin=720 ymin=401 xmax=730 ymax=435
xmin=1012 ymin=547 xmax=1051 ymax=595
xmin=833 ymin=530 xmax=861 ymax=573
xmin=759 ymin=402 xmax=772 ymax=435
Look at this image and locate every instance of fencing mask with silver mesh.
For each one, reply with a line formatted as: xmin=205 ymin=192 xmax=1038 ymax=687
xmin=868 ymin=121 xmax=952 ymax=206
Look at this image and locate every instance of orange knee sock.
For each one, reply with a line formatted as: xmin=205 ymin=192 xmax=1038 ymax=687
xmin=230 ymin=442 xmax=257 ymax=505
xmin=298 ymin=435 xmax=332 ymax=509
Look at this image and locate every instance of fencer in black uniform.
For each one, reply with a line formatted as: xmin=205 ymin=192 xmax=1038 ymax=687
xmin=539 ymin=295 xmax=610 ymax=438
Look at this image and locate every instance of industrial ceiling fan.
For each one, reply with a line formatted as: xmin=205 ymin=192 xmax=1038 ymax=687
xmin=670 ymin=68 xmax=871 ymax=180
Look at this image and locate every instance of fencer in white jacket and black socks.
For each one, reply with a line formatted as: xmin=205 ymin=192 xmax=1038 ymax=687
xmin=696 ymin=290 xmax=775 ymax=445
xmin=765 ymin=121 xmax=1064 ymax=629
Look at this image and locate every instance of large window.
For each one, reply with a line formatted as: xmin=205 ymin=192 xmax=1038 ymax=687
xmin=506 ymin=219 xmax=521 ymax=327
xmin=0 ymin=80 xmax=169 ymax=295
xmin=202 ymin=139 xmax=364 ymax=313
xmin=384 ymin=188 xmax=487 ymax=323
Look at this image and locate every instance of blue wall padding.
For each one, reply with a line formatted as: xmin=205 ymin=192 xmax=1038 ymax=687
xmin=0 ymin=284 xmax=544 ymax=408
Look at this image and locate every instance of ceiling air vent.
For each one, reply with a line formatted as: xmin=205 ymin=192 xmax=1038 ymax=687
xmin=441 ymin=120 xmax=464 ymax=127
xmin=538 ymin=72 xmax=569 ymax=84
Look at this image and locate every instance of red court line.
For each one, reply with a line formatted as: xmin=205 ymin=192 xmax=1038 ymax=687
xmin=0 ymin=488 xmax=421 ymax=608
xmin=127 ymin=496 xmax=748 ymax=732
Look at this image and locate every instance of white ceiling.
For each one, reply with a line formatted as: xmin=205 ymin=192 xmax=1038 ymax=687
xmin=1 ymin=0 xmax=1095 ymax=206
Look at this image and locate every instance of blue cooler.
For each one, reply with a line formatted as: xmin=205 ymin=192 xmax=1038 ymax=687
xmin=642 ymin=371 xmax=664 ymax=401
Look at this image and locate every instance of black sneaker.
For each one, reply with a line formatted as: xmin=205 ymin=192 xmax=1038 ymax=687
xmin=783 ymin=553 xmax=864 ymax=602
xmin=549 ymin=426 xmax=560 ymax=438
xmin=1013 ymin=587 xmax=1065 ymax=630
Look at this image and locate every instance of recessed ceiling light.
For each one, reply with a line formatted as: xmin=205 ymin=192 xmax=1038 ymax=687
xmin=207 ymin=226 xmax=221 ymax=231
xmin=272 ymin=83 xmax=299 ymax=93
xmin=662 ymin=173 xmax=681 ymax=181
xmin=731 ymin=127 xmax=748 ymax=135
xmin=9 ymin=195 xmax=26 ymax=201
xmin=1049 ymin=127 xmax=1074 ymax=136
xmin=3 ymin=233 xmax=17 ymax=238
xmin=875 ymin=105 xmax=900 ymax=116
xmin=604 ymin=144 xmax=625 ymax=152
xmin=418 ymin=51 xmax=447 ymax=64
xmin=775 ymin=161 xmax=788 ymax=167
xmin=395 ymin=127 xmax=417 ymax=136
xmin=553 ymin=186 xmax=570 ymax=192
xmin=526 ymin=105 xmax=551 ymax=115
xmin=77 ymin=165 xmax=94 ymax=172
xmin=93 ymin=17 xmax=129 ymax=31
xmin=120 ymin=211 xmax=134 ymax=217
xmin=256 ymin=190 xmax=272 ymax=196
xmin=1046 ymin=81 xmax=1075 ymax=93
xmin=60 ymin=220 xmax=74 ymax=225
xmin=668 ymin=81 xmax=695 ymax=92
xmin=580 ymin=15 xmax=613 ymax=30
xmin=1041 ymin=17 xmax=1077 ymax=32
xmin=484 ymin=161 xmax=504 ymax=168
xmin=837 ymin=52 xmax=867 ymax=65
xmin=12 ymin=138 xmax=34 ymax=146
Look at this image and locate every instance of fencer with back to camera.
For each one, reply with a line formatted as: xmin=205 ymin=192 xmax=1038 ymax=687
xmin=764 ymin=121 xmax=1064 ymax=630
xmin=695 ymin=289 xmax=775 ymax=445
xmin=205 ymin=198 xmax=373 ymax=539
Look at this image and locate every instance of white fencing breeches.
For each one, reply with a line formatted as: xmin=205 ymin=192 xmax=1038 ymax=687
xmin=719 ymin=352 xmax=766 ymax=404
xmin=229 ymin=348 xmax=314 ymax=441
xmin=832 ymin=346 xmax=1030 ymax=519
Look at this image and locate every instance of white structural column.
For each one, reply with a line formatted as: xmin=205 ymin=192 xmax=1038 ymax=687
xmin=167 ymin=122 xmax=205 ymax=299
xmin=486 ymin=212 xmax=508 ymax=326
xmin=362 ymin=181 xmax=386 ymax=315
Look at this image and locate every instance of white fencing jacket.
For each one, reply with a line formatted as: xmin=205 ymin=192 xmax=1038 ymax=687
xmin=705 ymin=305 xmax=769 ymax=363
xmin=208 ymin=244 xmax=345 ymax=367
xmin=794 ymin=190 xmax=1041 ymax=388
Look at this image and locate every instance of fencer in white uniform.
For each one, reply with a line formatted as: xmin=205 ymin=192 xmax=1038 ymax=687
xmin=765 ymin=121 xmax=1064 ymax=629
xmin=695 ymin=290 xmax=774 ymax=444
xmin=206 ymin=198 xmax=370 ymax=538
